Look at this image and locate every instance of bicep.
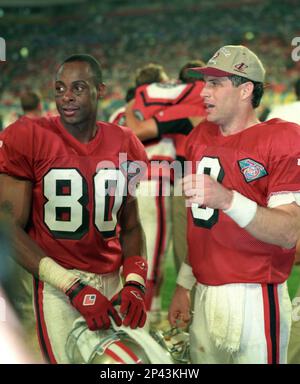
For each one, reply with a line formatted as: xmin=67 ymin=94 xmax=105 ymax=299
xmin=0 ymin=174 xmax=32 ymax=228
xmin=119 ymin=197 xmax=141 ymax=232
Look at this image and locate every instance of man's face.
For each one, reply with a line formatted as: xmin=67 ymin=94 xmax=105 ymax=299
xmin=200 ymin=76 xmax=241 ymax=125
xmin=55 ymin=61 xmax=105 ymax=126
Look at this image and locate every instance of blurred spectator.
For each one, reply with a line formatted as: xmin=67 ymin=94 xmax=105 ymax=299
xmin=266 ymin=78 xmax=300 ymax=124
xmin=20 ymin=91 xmax=42 ymax=118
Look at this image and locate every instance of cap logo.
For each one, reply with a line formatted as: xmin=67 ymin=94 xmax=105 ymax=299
xmin=208 ymin=52 xmax=220 ymax=65
xmin=220 ymin=47 xmax=231 ymax=56
xmin=234 ymin=62 xmax=248 ymax=74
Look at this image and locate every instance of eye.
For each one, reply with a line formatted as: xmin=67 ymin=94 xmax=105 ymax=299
xmin=73 ymin=84 xmax=86 ymax=94
xmin=55 ymin=85 xmax=65 ymax=94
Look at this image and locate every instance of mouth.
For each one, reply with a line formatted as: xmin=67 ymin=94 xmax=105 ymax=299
xmin=62 ymin=106 xmax=79 ymax=117
xmin=204 ymin=103 xmax=215 ymax=113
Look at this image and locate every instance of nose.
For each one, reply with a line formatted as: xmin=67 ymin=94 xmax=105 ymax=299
xmin=62 ymin=88 xmax=75 ymax=102
xmin=200 ymin=83 xmax=210 ymax=99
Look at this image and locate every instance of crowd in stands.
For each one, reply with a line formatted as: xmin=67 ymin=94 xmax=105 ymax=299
xmin=0 ymin=0 xmax=299 ymax=126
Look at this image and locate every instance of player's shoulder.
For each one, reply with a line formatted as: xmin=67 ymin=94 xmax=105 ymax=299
xmin=188 ymin=120 xmax=217 ymax=139
xmin=99 ymin=121 xmax=138 ymax=144
xmin=100 ymin=120 xmax=132 ymax=135
xmin=5 ymin=115 xmax=59 ymax=135
xmin=262 ymin=118 xmax=300 ymax=137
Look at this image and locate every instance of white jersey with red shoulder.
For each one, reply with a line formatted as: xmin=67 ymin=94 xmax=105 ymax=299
xmin=185 ymin=118 xmax=300 ymax=285
xmin=108 ymin=106 xmax=126 ymax=126
xmin=0 ymin=116 xmax=148 ymax=274
xmin=133 ymin=81 xmax=206 ymax=161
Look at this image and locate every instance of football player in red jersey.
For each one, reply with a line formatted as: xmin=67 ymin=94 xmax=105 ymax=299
xmin=0 ymin=54 xmax=149 ymax=363
xmin=168 ymin=45 xmax=300 ymax=364
xmin=124 ymin=61 xmax=206 ymax=322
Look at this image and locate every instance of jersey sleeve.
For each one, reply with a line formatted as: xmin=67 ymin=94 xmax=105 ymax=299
xmin=154 ymin=117 xmax=193 ymax=138
xmin=266 ymin=122 xmax=300 ymax=201
xmin=154 ymin=102 xmax=205 ymax=122
xmin=0 ymin=118 xmax=35 ymax=181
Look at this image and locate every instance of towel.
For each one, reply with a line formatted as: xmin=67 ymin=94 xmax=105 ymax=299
xmin=204 ymin=283 xmax=246 ymax=353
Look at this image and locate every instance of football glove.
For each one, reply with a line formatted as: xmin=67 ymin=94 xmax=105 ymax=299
xmin=119 ymin=281 xmax=147 ymax=329
xmin=66 ymin=280 xmax=122 ymax=331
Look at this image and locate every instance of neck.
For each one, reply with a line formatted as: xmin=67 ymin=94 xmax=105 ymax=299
xmin=62 ymin=119 xmax=98 ymax=143
xmin=219 ymin=109 xmax=259 ymax=136
xmin=24 ymin=110 xmax=41 ymax=119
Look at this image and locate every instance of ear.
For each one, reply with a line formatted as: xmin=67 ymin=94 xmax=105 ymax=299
xmin=97 ymin=83 xmax=106 ymax=99
xmin=240 ymin=81 xmax=254 ymax=102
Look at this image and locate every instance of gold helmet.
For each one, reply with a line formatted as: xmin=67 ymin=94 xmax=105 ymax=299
xmin=150 ymin=327 xmax=190 ymax=364
xmin=66 ymin=317 xmax=173 ymax=364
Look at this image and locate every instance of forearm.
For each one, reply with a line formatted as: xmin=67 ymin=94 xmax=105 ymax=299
xmin=120 ymin=221 xmax=146 ymax=261
xmin=8 ymin=222 xmax=78 ymax=292
xmin=222 ymin=190 xmax=300 ymax=249
xmin=11 ymin=223 xmax=46 ymax=276
xmin=125 ymin=103 xmax=158 ymax=141
xmin=245 ymin=204 xmax=300 ymax=249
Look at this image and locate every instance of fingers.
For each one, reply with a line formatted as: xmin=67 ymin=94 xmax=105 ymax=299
xmin=109 ymin=306 xmax=122 ymax=326
xmin=123 ymin=305 xmax=146 ymax=329
xmin=120 ymin=296 xmax=130 ymax=315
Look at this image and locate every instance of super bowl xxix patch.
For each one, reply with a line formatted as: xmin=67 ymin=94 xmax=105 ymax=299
xmin=238 ymin=158 xmax=268 ymax=182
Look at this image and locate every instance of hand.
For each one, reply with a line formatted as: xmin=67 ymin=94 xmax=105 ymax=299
xmin=168 ymin=285 xmax=191 ymax=329
xmin=66 ymin=281 xmax=122 ymax=331
xmin=119 ymin=282 xmax=147 ymax=329
xmin=181 ymin=174 xmax=233 ymax=210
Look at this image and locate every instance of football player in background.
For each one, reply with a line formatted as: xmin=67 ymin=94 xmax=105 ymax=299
xmin=125 ymin=61 xmax=206 ymax=322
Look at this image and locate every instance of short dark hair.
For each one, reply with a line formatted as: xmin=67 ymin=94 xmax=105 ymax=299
xmin=125 ymin=87 xmax=136 ymax=103
xmin=178 ymin=60 xmax=205 ymax=83
xmin=135 ymin=63 xmax=168 ymax=86
xmin=294 ymin=78 xmax=300 ymax=100
xmin=58 ymin=54 xmax=103 ymax=85
xmin=20 ymin=91 xmax=41 ymax=112
xmin=228 ymin=75 xmax=264 ymax=108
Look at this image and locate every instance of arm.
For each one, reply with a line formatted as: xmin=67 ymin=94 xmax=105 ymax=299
xmin=0 ymin=174 xmax=45 ymax=275
xmin=183 ymin=173 xmax=300 ymax=249
xmin=119 ymin=197 xmax=146 ymax=263
xmin=125 ymin=100 xmax=204 ymax=141
xmin=117 ymin=197 xmax=148 ymax=328
xmin=168 ymin=259 xmax=194 ymax=328
xmin=125 ymin=100 xmax=158 ymax=141
xmin=0 ymin=173 xmax=121 ymax=330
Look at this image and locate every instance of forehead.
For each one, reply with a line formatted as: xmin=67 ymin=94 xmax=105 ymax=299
xmin=204 ymin=75 xmax=230 ymax=83
xmin=56 ymin=61 xmax=93 ymax=83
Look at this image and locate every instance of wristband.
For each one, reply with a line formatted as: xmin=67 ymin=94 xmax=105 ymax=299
xmin=223 ymin=190 xmax=257 ymax=228
xmin=124 ymin=280 xmax=146 ymax=295
xmin=65 ymin=280 xmax=86 ymax=301
xmin=123 ymin=256 xmax=148 ymax=286
xmin=38 ymin=257 xmax=79 ymax=293
xmin=176 ymin=262 xmax=196 ymax=290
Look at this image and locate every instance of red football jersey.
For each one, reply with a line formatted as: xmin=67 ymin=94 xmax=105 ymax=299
xmin=185 ymin=118 xmax=300 ymax=285
xmin=0 ymin=116 xmax=148 ymax=274
xmin=133 ymin=81 xmax=206 ymax=160
xmin=108 ymin=106 xmax=126 ymax=126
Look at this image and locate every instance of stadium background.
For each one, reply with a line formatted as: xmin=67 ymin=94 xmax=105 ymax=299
xmin=0 ymin=0 xmax=300 ymax=310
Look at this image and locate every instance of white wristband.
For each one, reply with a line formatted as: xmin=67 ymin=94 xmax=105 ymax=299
xmin=126 ymin=273 xmax=145 ymax=286
xmin=38 ymin=257 xmax=79 ymax=293
xmin=176 ymin=262 xmax=196 ymax=290
xmin=223 ymin=190 xmax=257 ymax=228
